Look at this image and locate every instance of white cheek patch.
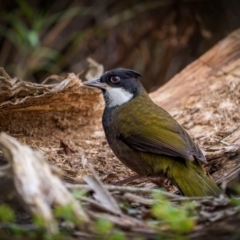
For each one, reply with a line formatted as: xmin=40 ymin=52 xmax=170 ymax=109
xmin=106 ymin=87 xmax=133 ymax=107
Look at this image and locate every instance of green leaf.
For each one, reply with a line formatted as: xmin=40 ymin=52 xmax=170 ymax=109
xmin=95 ymin=218 xmax=113 ymax=235
xmin=31 ymin=46 xmax=60 ymax=59
xmin=151 ymin=192 xmax=195 ymax=234
xmin=54 ymin=204 xmax=80 ymax=225
xmin=27 ymin=31 xmax=39 ymax=47
xmin=0 ymin=204 xmax=15 ymax=222
xmin=109 ymin=230 xmax=126 ymax=240
xmin=33 ymin=215 xmax=45 ymax=228
xmin=72 ymin=189 xmax=86 ymax=200
xmin=16 ymin=0 xmax=34 ymax=19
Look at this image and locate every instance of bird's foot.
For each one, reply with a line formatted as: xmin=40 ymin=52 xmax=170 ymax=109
xmin=113 ymin=174 xmax=142 ymax=186
xmin=147 ymin=175 xmax=168 ymax=189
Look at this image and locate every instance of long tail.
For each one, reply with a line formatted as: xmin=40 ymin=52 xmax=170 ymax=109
xmin=172 ymin=163 xmax=222 ymax=197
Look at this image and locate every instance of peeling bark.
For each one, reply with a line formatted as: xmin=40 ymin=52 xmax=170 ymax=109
xmin=0 ymin=69 xmax=103 ymax=136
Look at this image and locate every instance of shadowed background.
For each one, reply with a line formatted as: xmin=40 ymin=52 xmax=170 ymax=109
xmin=0 ymin=0 xmax=240 ymax=91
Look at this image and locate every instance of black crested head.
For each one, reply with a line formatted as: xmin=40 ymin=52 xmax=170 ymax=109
xmin=100 ymin=68 xmax=143 ymax=94
xmin=84 ymin=68 xmax=145 ymax=108
xmin=100 ymin=68 xmax=145 ymax=107
xmin=103 ymin=68 xmax=142 ymax=80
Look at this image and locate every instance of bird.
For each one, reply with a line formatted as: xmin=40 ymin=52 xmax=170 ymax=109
xmin=84 ymin=68 xmax=222 ymax=197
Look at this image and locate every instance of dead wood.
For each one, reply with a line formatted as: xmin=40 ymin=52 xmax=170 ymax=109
xmin=0 ymin=68 xmax=103 ymax=136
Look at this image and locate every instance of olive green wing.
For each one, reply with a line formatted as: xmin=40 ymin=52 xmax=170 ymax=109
xmin=118 ymin=104 xmax=206 ymax=163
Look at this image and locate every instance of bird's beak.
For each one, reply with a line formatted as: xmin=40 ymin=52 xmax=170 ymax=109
xmin=83 ymin=78 xmax=108 ymax=89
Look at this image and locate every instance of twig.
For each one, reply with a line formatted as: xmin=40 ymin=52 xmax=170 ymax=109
xmin=197 ymin=207 xmax=238 ymax=222
xmin=113 ymin=174 xmax=141 ymax=185
xmin=205 ymin=126 xmax=240 ymax=150
xmin=123 ymin=193 xmax=154 ymax=206
xmin=82 ymin=197 xmax=121 ymax=215
xmin=67 ymin=183 xmax=219 ymax=202
xmin=84 ymin=164 xmax=122 ymax=215
xmin=73 ymin=231 xmax=96 ymax=239
xmin=218 ymin=126 xmax=240 ymax=144
xmin=87 ymin=210 xmax=145 ymax=228
xmin=41 ymin=75 xmax=65 ymax=84
xmin=0 ymin=67 xmax=11 ymax=79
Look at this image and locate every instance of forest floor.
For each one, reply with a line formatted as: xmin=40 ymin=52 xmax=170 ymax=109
xmin=0 ymin=30 xmax=240 ymax=239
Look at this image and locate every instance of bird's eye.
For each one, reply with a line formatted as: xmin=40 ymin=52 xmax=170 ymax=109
xmin=110 ymin=76 xmax=120 ymax=83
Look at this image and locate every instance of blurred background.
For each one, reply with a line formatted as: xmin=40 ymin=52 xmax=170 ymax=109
xmin=0 ymin=0 xmax=240 ymax=92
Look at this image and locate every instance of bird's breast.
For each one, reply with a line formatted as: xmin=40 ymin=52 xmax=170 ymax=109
xmin=101 ymin=105 xmax=155 ymax=175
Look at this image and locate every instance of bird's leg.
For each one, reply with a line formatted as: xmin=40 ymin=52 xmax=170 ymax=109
xmin=114 ymin=174 xmax=169 ymax=188
xmin=113 ymin=174 xmax=143 ymax=186
xmin=147 ymin=174 xmax=168 ymax=189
